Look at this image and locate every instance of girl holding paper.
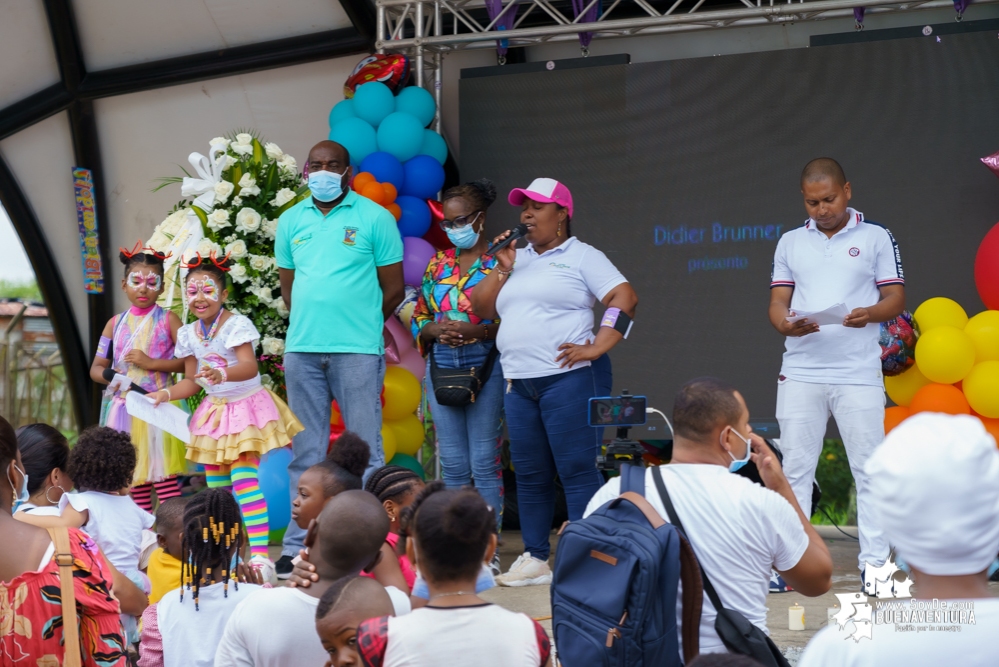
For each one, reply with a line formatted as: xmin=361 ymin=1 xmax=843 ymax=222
xmin=90 ymin=244 xmax=188 ymax=512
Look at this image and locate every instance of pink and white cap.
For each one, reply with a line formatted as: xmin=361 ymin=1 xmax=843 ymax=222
xmin=508 ymin=178 xmax=574 ymax=218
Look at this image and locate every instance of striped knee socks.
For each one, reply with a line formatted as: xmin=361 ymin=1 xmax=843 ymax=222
xmin=204 ymin=465 xmax=233 ymax=492
xmin=131 ymin=476 xmax=182 ymax=512
xmin=231 ymin=456 xmax=270 ymax=558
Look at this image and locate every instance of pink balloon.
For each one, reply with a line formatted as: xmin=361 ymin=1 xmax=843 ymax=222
xmin=403 ymin=236 xmax=436 ymax=287
xmin=385 ymin=315 xmax=415 ymax=353
xmin=398 ymin=348 xmax=426 ymax=383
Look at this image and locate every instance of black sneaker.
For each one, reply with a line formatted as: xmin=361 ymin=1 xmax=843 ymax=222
xmin=276 ymin=555 xmax=295 ymax=580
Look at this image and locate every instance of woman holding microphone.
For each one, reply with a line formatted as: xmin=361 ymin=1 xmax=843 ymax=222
xmin=471 ymin=178 xmax=637 ymax=587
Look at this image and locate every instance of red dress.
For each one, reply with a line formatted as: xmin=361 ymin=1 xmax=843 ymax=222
xmin=0 ymin=527 xmax=128 ymax=666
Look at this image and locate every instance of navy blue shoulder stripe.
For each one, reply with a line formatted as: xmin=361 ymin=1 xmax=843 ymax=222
xmin=863 ymin=220 xmax=904 ymax=280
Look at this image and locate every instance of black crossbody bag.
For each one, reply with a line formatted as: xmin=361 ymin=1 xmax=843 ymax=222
xmin=651 ymin=466 xmax=792 ymax=667
xmin=429 ymin=342 xmax=500 ymax=407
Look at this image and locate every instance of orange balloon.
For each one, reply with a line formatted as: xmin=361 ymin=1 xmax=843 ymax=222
xmin=976 ymin=416 xmax=999 ymax=446
xmin=909 ymin=383 xmax=971 ymax=415
xmin=884 ymin=405 xmax=910 ymax=434
xmin=360 ymin=181 xmax=387 ymax=205
xmin=353 ymin=171 xmax=376 ymax=189
xmin=382 ymin=182 xmax=398 ymax=203
xmin=387 ymin=203 xmax=402 ymax=221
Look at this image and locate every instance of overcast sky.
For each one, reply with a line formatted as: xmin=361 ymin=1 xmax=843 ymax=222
xmin=0 ymin=205 xmax=36 ymax=282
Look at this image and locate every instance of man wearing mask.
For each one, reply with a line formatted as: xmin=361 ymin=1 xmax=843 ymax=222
xmin=584 ymin=377 xmax=832 ymax=656
xmin=275 ymin=140 xmax=405 ymax=579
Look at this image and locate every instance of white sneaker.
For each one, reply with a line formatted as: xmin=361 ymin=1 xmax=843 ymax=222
xmin=495 ymin=552 xmax=552 ymax=587
xmin=250 ymin=554 xmax=277 ymax=586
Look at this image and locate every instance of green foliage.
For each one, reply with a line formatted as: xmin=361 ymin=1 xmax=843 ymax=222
xmin=0 ymin=279 xmax=42 ymax=301
xmin=811 ymin=438 xmax=857 ymax=525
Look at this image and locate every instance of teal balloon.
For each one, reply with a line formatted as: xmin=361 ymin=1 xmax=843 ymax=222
xmin=394 ymin=86 xmax=436 ymax=127
xmin=419 ymin=130 xmax=448 ymax=164
xmin=377 ymin=112 xmax=426 ymax=162
xmin=352 ymin=82 xmax=396 ymax=127
xmin=329 ymin=117 xmax=377 ymax=163
xmin=329 ymin=99 xmax=356 ymax=128
xmin=389 ymin=452 xmax=425 ymax=480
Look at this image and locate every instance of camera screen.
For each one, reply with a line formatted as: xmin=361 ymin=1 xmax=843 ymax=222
xmin=589 ymin=396 xmax=647 ymax=427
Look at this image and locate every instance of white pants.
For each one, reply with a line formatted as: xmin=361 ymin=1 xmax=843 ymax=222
xmin=776 ymin=379 xmax=889 ymax=571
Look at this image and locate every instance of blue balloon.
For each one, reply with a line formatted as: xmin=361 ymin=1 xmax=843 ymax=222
xmin=376 ymin=112 xmax=425 ymax=163
xmin=401 ymin=155 xmax=446 ymax=200
xmin=419 ymin=130 xmax=448 ymax=165
xmin=329 ymin=117 xmax=377 ymax=164
xmin=360 ymin=151 xmax=406 ymax=190
xmin=352 ymin=82 xmax=396 ymax=128
xmin=396 ymin=195 xmax=432 ymax=238
xmin=329 ymin=99 xmax=356 ymax=128
xmin=394 ymin=86 xmax=436 ymax=127
xmin=257 ymin=446 xmax=292 ymax=534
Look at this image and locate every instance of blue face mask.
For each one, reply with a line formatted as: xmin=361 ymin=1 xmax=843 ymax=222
xmin=9 ymin=463 xmax=28 ymax=512
xmin=726 ymin=427 xmax=752 ymax=473
xmin=308 ymin=169 xmax=345 ymax=203
xmin=446 ymin=223 xmax=481 ymax=249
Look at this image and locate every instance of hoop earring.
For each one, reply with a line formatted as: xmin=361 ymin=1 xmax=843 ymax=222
xmin=45 ymin=485 xmax=64 ymax=505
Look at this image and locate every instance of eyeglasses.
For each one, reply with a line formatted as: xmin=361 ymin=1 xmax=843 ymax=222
xmin=440 ymin=211 xmax=482 ymax=231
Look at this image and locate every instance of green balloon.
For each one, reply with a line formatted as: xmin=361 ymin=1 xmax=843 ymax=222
xmin=389 ymin=452 xmax=425 ymax=480
xmin=269 ymin=525 xmax=287 ymax=545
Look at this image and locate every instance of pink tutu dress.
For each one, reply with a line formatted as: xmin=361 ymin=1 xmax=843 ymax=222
xmin=175 ymin=314 xmax=302 ymax=466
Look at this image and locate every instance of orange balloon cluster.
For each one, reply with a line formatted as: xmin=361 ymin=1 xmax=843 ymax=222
xmin=354 ymin=171 xmax=402 ymax=221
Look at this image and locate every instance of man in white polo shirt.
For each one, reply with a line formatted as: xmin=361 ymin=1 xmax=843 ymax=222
xmin=768 ymin=158 xmax=904 ymax=584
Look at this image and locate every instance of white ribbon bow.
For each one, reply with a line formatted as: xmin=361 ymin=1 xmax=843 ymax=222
xmin=181 ymin=143 xmax=228 ymax=212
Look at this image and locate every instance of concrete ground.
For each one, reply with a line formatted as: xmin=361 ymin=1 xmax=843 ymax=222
xmin=482 ymin=526 xmax=999 ymax=664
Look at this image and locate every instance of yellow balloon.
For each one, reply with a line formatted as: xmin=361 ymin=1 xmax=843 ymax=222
xmin=915 ymin=326 xmax=976 ymax=384
xmin=884 ymin=364 xmax=931 ymax=406
xmin=382 ymin=366 xmax=421 ymax=421
xmin=965 ymin=310 xmax=999 ymax=363
xmin=913 ymin=297 xmax=968 ymax=332
xmin=380 ymin=422 xmax=398 ymax=462
xmin=388 ymin=414 xmax=425 ymax=457
xmin=963 ymin=360 xmax=999 ymax=418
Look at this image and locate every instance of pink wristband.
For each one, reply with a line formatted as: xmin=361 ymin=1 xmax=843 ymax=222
xmin=97 ymin=336 xmax=111 ymax=359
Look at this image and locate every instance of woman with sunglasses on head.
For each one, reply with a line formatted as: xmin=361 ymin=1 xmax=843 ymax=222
xmin=471 ymin=178 xmax=638 ymax=587
xmin=411 ymin=179 xmax=505 ymax=574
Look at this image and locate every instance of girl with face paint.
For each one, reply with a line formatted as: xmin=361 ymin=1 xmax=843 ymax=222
xmin=88 ymin=243 xmax=188 ymax=512
xmin=148 ymin=254 xmax=303 ymax=575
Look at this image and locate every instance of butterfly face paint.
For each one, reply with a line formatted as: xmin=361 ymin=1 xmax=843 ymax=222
xmin=187 ymin=277 xmax=219 ymax=305
xmin=127 ymin=271 xmax=162 ymax=291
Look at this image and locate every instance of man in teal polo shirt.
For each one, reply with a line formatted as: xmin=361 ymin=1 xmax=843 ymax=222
xmin=275 ymin=140 xmax=404 ymax=577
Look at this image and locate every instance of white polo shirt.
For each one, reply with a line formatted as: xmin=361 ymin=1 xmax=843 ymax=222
xmin=770 ymin=208 xmax=904 ymax=386
xmin=495 ymin=237 xmax=627 ymax=379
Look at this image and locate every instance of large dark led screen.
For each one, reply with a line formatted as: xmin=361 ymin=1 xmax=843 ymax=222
xmin=459 ymin=31 xmax=999 ymax=433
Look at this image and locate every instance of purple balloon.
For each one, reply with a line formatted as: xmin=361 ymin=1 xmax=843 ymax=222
xmin=403 ymin=236 xmax=437 ymax=287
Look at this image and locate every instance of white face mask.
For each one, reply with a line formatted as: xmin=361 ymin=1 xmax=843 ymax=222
xmin=725 ymin=427 xmax=752 ymax=473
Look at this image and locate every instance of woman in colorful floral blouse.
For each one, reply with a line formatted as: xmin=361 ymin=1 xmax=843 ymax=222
xmin=412 ymin=179 xmax=504 ymax=572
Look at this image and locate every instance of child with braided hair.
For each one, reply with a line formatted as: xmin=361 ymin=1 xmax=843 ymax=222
xmin=149 ymin=254 xmax=303 ymax=574
xmin=90 ymin=243 xmax=188 ymax=511
xmin=363 ymin=465 xmax=425 ymax=591
xmin=138 ymin=488 xmax=263 ymax=667
xmin=356 ymin=483 xmax=551 ymax=667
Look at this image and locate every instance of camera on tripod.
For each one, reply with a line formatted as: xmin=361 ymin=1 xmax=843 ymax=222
xmin=590 ymin=390 xmax=648 ymax=472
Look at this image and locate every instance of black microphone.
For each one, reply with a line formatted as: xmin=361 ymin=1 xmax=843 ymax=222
xmin=485 ymin=223 xmax=529 ymax=256
xmin=101 ymin=367 xmax=149 ymax=395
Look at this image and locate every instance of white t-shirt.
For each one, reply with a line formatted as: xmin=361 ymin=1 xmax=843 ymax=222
xmin=358 ymin=604 xmax=550 ymax=667
xmin=770 ymin=208 xmax=904 ymax=386
xmin=15 ymin=502 xmax=61 ymax=516
xmin=584 ymin=465 xmax=809 ymax=655
xmin=495 ymin=237 xmax=627 ymax=379
xmin=799 ymin=597 xmax=999 ymax=666
xmin=215 ymin=584 xmax=412 ymax=667
xmin=156 ymin=581 xmax=261 ymax=667
xmin=60 ymin=490 xmax=154 ymax=572
xmin=175 ymin=314 xmax=262 ymax=398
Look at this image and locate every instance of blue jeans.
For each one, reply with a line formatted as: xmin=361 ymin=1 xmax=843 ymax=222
xmin=426 ymin=341 xmax=505 ymax=530
xmin=282 ymin=352 xmax=385 ymax=557
xmin=504 ymin=356 xmax=612 ymax=560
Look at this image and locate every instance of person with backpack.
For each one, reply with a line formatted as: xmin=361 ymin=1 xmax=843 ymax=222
xmin=579 ymin=377 xmax=832 ymax=661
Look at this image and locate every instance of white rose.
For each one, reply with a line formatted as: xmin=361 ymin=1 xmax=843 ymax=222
xmin=207 ymin=209 xmax=231 ymax=231
xmin=209 ymin=136 xmax=228 ymax=148
xmin=264 ymin=143 xmax=283 ymax=160
xmin=231 ymin=133 xmax=254 ymax=156
xmin=260 ymin=219 xmax=278 ymax=240
xmin=224 ymin=155 xmax=238 ymax=170
xmin=275 ymin=300 xmax=289 ymax=318
xmin=225 ymin=240 xmax=248 ymax=259
xmin=252 ymin=285 xmax=275 ymax=304
xmin=237 ymin=173 xmax=261 ymax=197
xmin=278 ymin=154 xmax=298 ymax=176
xmin=248 ymin=254 xmax=272 ymax=272
xmin=158 ymin=209 xmax=189 ymax=234
xmin=213 ymin=180 xmax=234 ymax=203
xmin=235 ymin=207 xmax=262 ymax=233
xmin=261 ymin=336 xmax=285 ymax=356
xmin=269 ymin=188 xmax=296 ymax=208
xmin=195 ymin=238 xmax=221 ymax=256
xmin=232 ymin=196 xmax=243 ymax=208
xmin=229 ymin=263 xmax=249 ymax=284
